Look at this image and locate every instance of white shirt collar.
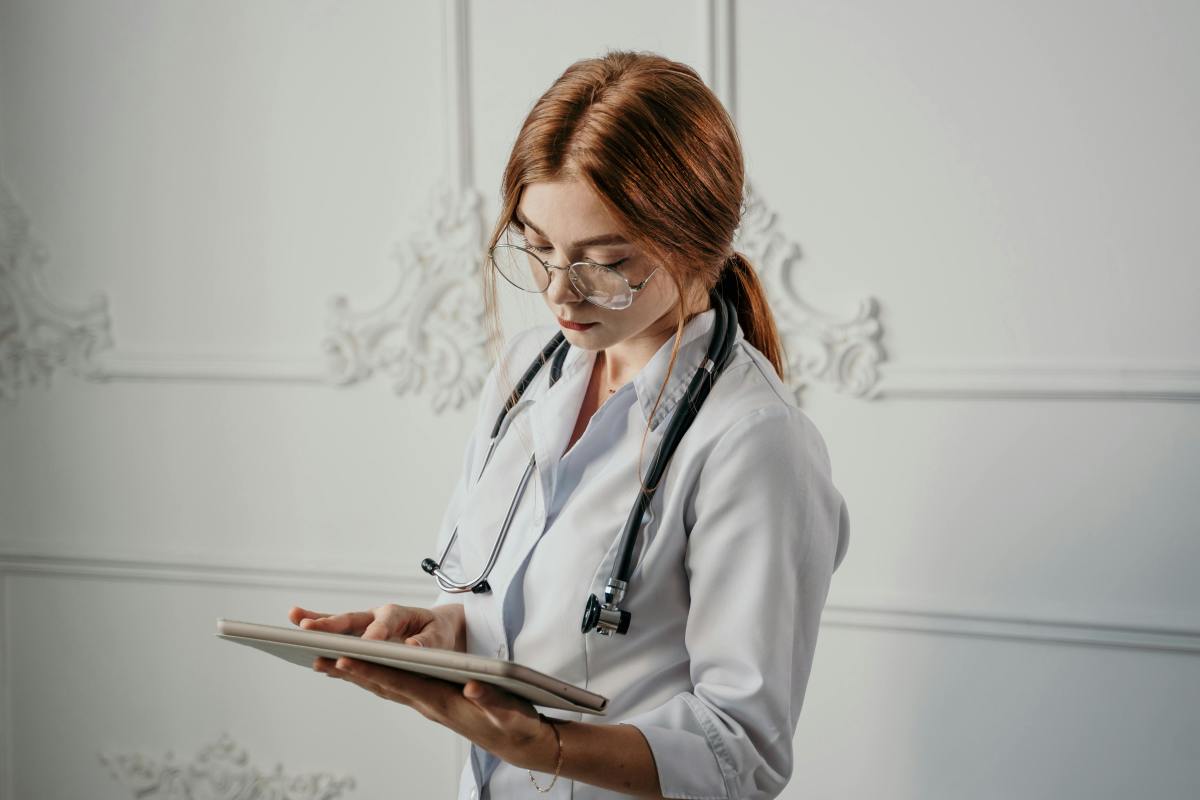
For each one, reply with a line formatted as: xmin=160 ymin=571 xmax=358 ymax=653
xmin=546 ymin=307 xmax=738 ymax=432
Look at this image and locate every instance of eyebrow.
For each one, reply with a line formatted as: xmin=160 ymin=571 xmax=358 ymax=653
xmin=514 ymin=207 xmax=630 ymax=248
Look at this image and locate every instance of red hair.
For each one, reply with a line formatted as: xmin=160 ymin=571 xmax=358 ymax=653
xmin=481 ymin=50 xmax=785 ymax=482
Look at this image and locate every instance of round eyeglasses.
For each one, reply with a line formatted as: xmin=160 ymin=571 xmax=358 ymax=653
xmin=489 ymin=242 xmax=659 ymax=311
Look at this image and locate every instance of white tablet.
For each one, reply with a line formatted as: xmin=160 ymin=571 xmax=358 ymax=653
xmin=216 ymin=618 xmax=608 ymax=715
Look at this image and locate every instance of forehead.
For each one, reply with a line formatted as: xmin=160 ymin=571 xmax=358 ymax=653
xmin=516 ymin=179 xmax=625 ymax=238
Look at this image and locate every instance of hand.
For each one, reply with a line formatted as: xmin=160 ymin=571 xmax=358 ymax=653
xmin=287 ymin=602 xmax=465 ymax=651
xmin=314 ymin=659 xmax=556 ymax=770
xmin=290 ymin=605 xmax=555 ymax=771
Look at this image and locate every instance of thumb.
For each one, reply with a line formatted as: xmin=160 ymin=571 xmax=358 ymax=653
xmin=462 ymin=680 xmax=524 ymax=720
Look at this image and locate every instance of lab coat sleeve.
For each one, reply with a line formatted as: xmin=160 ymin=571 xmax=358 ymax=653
xmin=620 ymin=405 xmax=850 ymax=800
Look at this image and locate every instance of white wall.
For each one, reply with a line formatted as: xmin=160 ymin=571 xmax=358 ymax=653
xmin=1 ymin=1 xmax=1197 ymax=798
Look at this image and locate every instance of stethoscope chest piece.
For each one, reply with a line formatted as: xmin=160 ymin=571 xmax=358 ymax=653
xmin=581 ymin=579 xmax=631 ymax=636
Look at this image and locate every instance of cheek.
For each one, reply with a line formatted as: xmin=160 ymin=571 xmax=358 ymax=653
xmin=646 ymin=270 xmax=680 ymax=304
xmin=639 ymin=281 xmax=681 ymax=321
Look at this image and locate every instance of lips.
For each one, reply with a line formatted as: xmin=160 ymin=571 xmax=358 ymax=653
xmin=557 ymin=317 xmax=596 ymax=331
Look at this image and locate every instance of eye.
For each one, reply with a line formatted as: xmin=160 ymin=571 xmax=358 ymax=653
xmin=589 ymin=257 xmax=630 ymax=270
xmin=516 ymin=234 xmax=553 ymax=255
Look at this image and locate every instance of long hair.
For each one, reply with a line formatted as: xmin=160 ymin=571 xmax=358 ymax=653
xmin=481 ymin=49 xmax=784 ymax=486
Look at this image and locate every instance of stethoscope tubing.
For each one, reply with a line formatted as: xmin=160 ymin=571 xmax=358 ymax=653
xmin=425 ymin=339 xmax=572 ymax=593
xmin=423 ymin=291 xmax=738 ymax=620
xmin=608 ymin=293 xmax=737 ymax=583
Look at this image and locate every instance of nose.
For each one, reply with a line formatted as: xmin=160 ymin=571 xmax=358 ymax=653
xmin=544 ymin=263 xmax=582 ymax=305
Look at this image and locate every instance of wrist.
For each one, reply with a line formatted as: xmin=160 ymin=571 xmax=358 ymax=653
xmin=513 ymin=714 xmax=562 ymax=773
xmin=520 ymin=714 xmax=565 ymax=792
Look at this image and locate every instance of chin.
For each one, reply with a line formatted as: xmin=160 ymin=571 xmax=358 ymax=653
xmin=562 ymin=328 xmax=601 ymax=347
xmin=567 ymin=327 xmax=624 ymax=351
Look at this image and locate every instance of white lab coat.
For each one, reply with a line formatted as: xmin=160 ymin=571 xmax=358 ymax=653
xmin=429 ymin=307 xmax=850 ymax=799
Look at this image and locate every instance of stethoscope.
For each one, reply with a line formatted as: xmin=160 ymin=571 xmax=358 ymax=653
xmin=421 ymin=291 xmax=739 ymax=636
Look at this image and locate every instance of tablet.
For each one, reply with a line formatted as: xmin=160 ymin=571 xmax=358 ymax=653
xmin=216 ymin=618 xmax=608 ymax=715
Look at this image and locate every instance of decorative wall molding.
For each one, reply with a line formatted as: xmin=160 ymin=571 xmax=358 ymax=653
xmin=87 ymin=352 xmax=327 ymax=385
xmin=316 ymin=0 xmax=489 ymax=412
xmin=705 ymin=0 xmax=886 ymax=401
xmin=0 ymin=546 xmax=430 ymax=599
xmin=81 ymin=349 xmax=1200 ymax=402
xmin=3 ymin=548 xmax=1196 ymax=656
xmin=67 ymin=179 xmax=496 ymax=406
xmin=875 ymin=361 xmax=1200 ymax=401
xmin=1 ymin=0 xmax=494 ymax=413
xmin=821 ymin=603 xmax=1200 ymax=656
xmin=2 ymin=0 xmax=1194 ymax=404
xmin=1 ymin=574 xmax=12 ymax=800
xmin=0 ymin=177 xmax=113 ymax=402
xmin=698 ymin=1 xmax=1200 ymax=404
xmin=733 ymin=180 xmax=886 ymax=400
xmin=99 ymin=732 xmax=355 ymax=800
xmin=322 ymin=182 xmax=491 ymax=412
xmin=700 ymin=0 xmax=737 ymax=121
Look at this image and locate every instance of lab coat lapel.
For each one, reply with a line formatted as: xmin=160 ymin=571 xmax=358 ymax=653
xmin=495 ymin=343 xmax=591 ymax=664
xmin=528 ymin=345 xmax=595 ymax=514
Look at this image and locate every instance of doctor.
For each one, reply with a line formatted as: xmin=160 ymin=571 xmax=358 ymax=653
xmin=288 ymin=50 xmax=850 ymax=799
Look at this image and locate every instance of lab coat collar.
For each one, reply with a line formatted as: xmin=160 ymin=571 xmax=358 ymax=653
xmin=536 ymin=306 xmax=740 ymax=437
xmin=632 ymin=307 xmax=737 ymax=431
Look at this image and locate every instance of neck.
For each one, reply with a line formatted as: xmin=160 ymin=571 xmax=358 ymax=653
xmin=598 ymin=292 xmax=712 ymax=387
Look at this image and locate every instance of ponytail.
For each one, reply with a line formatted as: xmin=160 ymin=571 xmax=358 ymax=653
xmin=714 ymin=252 xmax=786 ymax=380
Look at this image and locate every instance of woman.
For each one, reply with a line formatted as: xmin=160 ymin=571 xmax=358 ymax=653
xmin=288 ymin=50 xmax=850 ymax=799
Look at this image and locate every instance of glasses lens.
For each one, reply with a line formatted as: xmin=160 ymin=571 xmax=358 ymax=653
xmin=571 ymin=262 xmax=633 ymax=310
xmin=491 ymin=244 xmax=549 ymax=293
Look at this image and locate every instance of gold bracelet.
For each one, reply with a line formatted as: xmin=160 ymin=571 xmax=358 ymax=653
xmin=528 ymin=713 xmax=563 ymax=793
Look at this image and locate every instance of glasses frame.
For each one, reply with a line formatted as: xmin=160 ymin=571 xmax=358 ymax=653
xmin=488 ymin=242 xmax=660 ymax=311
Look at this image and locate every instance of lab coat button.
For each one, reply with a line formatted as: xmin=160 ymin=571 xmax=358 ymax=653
xmin=469 ymin=790 xmax=477 ymax=800
xmin=496 ymin=644 xmax=507 ymax=659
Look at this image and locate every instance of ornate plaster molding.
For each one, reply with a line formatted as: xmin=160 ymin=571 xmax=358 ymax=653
xmin=733 ymin=179 xmax=885 ymax=400
xmin=322 ymin=181 xmax=490 ymax=412
xmin=0 ymin=177 xmax=112 ymax=401
xmin=99 ymin=732 xmax=355 ymax=800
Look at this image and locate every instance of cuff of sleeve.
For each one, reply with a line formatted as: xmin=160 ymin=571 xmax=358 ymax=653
xmin=619 ymin=694 xmax=733 ymax=800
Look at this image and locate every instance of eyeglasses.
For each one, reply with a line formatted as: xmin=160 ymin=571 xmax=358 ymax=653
xmin=488 ymin=241 xmax=659 ymax=311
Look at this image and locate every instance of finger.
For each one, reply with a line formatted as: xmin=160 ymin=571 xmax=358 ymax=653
xmin=361 ymin=615 xmax=394 ymax=641
xmin=328 ymin=660 xmax=412 ymax=704
xmin=362 ymin=604 xmax=418 ymax=642
xmin=297 ymin=610 xmax=377 ymax=635
xmin=335 ymin=658 xmax=457 ymax=714
xmin=289 ymin=606 xmax=332 ymax=625
xmin=322 ymin=664 xmax=378 ymax=692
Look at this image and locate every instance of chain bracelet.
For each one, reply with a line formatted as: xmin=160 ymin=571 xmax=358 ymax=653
xmin=528 ymin=713 xmax=563 ymax=793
